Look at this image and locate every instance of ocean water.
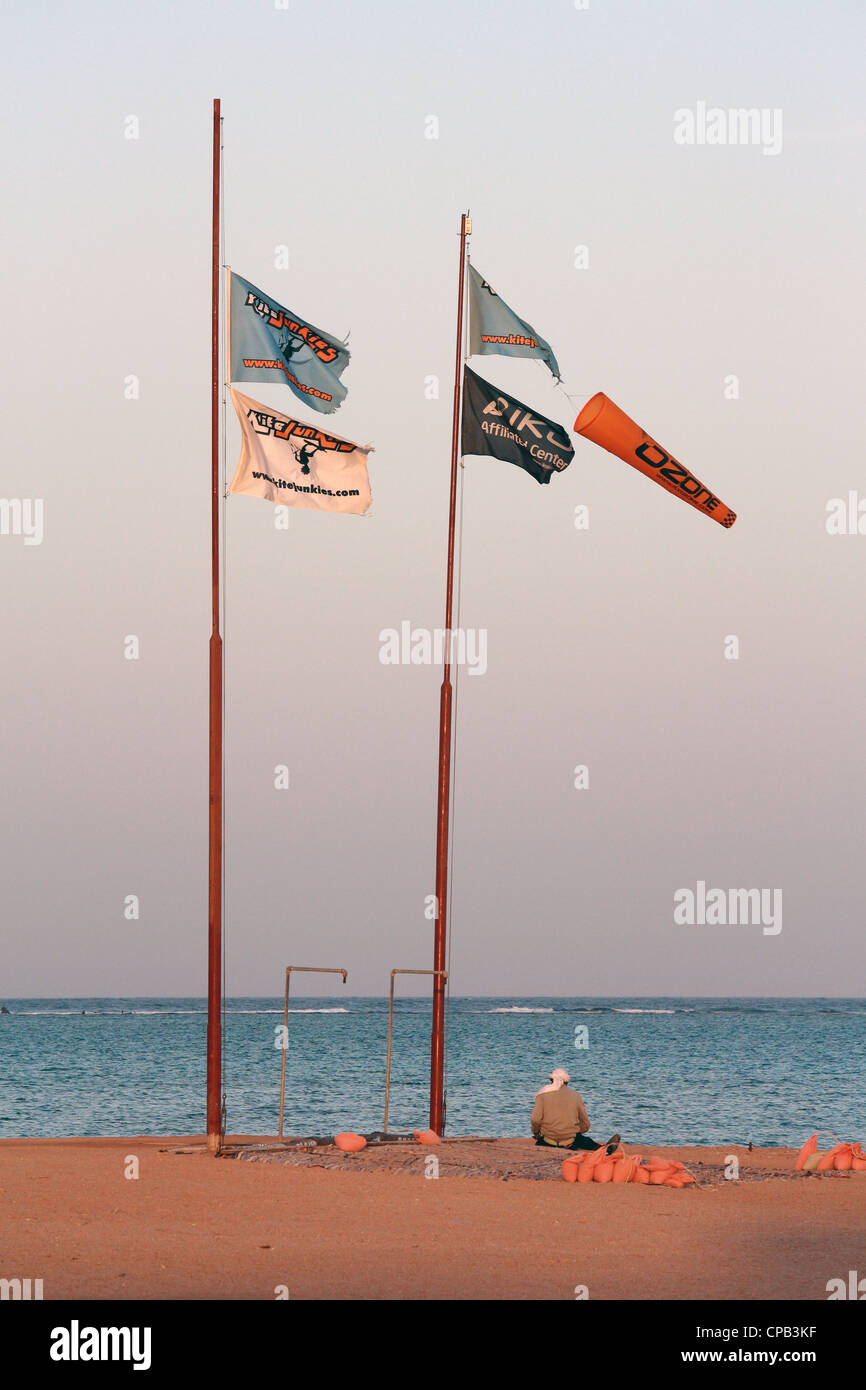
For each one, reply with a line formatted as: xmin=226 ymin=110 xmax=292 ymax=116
xmin=1 ymin=997 xmax=864 ymax=1146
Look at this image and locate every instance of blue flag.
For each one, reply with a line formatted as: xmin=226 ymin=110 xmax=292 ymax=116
xmin=228 ymin=271 xmax=350 ymax=415
xmin=468 ymin=264 xmax=561 ymax=382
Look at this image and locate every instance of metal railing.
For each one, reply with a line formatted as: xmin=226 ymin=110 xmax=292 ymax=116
xmin=278 ymin=966 xmax=348 ymax=1138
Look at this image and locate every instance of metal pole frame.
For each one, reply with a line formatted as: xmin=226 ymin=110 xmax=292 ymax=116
xmin=385 ymin=969 xmax=448 ymax=1135
xmin=278 ymin=966 xmax=348 ymax=1138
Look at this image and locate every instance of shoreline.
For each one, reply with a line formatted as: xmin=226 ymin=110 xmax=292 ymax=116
xmin=2 ymin=1135 xmax=861 ymax=1300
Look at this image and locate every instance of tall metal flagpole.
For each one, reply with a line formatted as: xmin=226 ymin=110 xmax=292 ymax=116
xmin=207 ymin=97 xmax=223 ymax=1154
xmin=429 ymin=211 xmax=470 ymax=1136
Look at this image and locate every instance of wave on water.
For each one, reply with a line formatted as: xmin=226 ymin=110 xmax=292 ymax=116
xmin=10 ymin=1009 xmax=207 ymax=1017
xmin=488 ymin=1007 xmax=555 ymax=1013
xmin=6 ymin=1007 xmax=350 ymax=1017
xmin=8 ymin=1009 xmax=160 ymax=1016
xmin=615 ymin=1008 xmax=677 ymax=1014
xmin=287 ymin=1008 xmax=349 ymax=1014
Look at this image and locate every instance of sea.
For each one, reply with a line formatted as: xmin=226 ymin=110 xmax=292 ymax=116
xmin=1 ymin=997 xmax=863 ymax=1146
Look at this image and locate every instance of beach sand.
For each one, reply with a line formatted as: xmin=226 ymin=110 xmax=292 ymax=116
xmin=1 ymin=1135 xmax=862 ymax=1300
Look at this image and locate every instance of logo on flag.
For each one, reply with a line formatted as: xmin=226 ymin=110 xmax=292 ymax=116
xmin=574 ymin=392 xmax=737 ymax=528
xmin=461 ymin=366 xmax=574 ymax=485
xmin=228 ymin=389 xmax=372 ymax=515
xmin=228 ymin=272 xmax=350 ymax=415
xmin=467 ymin=264 xmax=561 ymax=382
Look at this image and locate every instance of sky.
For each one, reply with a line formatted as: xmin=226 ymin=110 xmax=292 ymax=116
xmin=1 ymin=0 xmax=864 ymax=997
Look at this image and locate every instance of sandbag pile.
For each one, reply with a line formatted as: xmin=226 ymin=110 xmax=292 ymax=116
xmin=795 ymin=1135 xmax=866 ymax=1172
xmin=561 ymin=1147 xmax=695 ymax=1187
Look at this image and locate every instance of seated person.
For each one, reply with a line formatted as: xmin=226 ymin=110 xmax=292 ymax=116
xmin=531 ymin=1068 xmax=620 ymax=1152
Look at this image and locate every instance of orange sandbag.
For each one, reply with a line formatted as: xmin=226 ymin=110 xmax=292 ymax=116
xmin=576 ymin=1147 xmax=609 ymax=1182
xmin=612 ymin=1156 xmax=637 ymax=1183
xmin=645 ymin=1156 xmax=678 ymax=1171
xmin=664 ymin=1173 xmax=694 ymax=1188
xmin=561 ymin=1148 xmax=589 ymax=1174
xmin=413 ymin=1129 xmax=441 ymax=1145
xmin=561 ymin=1151 xmax=588 ymax=1179
xmin=817 ymin=1145 xmax=845 ymax=1171
xmin=648 ymin=1170 xmax=669 ymax=1185
xmin=795 ymin=1134 xmax=818 ymax=1170
xmin=834 ymin=1150 xmax=853 ymax=1171
xmin=574 ymin=393 xmax=737 ymax=529
xmin=580 ymin=1145 xmax=609 ymax=1169
xmin=631 ymin=1164 xmax=650 ymax=1184
xmin=592 ymin=1160 xmax=615 ymax=1183
xmin=334 ymin=1132 xmax=366 ymax=1152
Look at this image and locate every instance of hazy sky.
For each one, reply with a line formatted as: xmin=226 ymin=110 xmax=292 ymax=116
xmin=1 ymin=0 xmax=864 ymax=997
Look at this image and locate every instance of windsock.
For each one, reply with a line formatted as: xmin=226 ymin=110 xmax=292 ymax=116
xmin=574 ymin=393 xmax=736 ymax=529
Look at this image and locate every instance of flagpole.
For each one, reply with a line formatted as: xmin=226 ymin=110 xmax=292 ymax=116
xmin=429 ymin=210 xmax=470 ymax=1136
xmin=207 ymin=96 xmax=223 ymax=1154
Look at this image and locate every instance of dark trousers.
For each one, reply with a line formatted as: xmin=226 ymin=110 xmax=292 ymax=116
xmin=535 ymin=1132 xmax=601 ymax=1151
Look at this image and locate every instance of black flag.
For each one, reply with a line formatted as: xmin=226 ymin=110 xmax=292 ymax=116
xmin=461 ymin=366 xmax=574 ymax=485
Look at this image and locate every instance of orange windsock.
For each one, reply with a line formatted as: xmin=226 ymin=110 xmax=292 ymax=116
xmin=574 ymin=393 xmax=736 ymax=529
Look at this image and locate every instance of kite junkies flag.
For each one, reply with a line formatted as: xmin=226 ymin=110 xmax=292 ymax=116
xmin=468 ymin=264 xmax=561 ymax=382
xmin=228 ymin=388 xmax=371 ymax=515
xmin=574 ymin=392 xmax=737 ymax=528
xmin=228 ymin=271 xmax=350 ymax=415
xmin=461 ymin=366 xmax=574 ymax=485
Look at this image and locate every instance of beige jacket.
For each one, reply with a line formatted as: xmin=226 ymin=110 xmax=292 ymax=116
xmin=531 ymin=1087 xmax=591 ymax=1146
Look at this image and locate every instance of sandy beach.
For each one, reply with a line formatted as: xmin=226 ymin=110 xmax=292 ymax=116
xmin=2 ymin=1136 xmax=862 ymax=1301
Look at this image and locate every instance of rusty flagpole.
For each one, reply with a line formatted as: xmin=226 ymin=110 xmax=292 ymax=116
xmin=207 ymin=97 xmax=223 ymax=1154
xmin=429 ymin=211 xmax=470 ymax=1135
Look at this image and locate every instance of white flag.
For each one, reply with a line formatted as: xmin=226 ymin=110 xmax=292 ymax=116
xmin=228 ymin=388 xmax=372 ymax=515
